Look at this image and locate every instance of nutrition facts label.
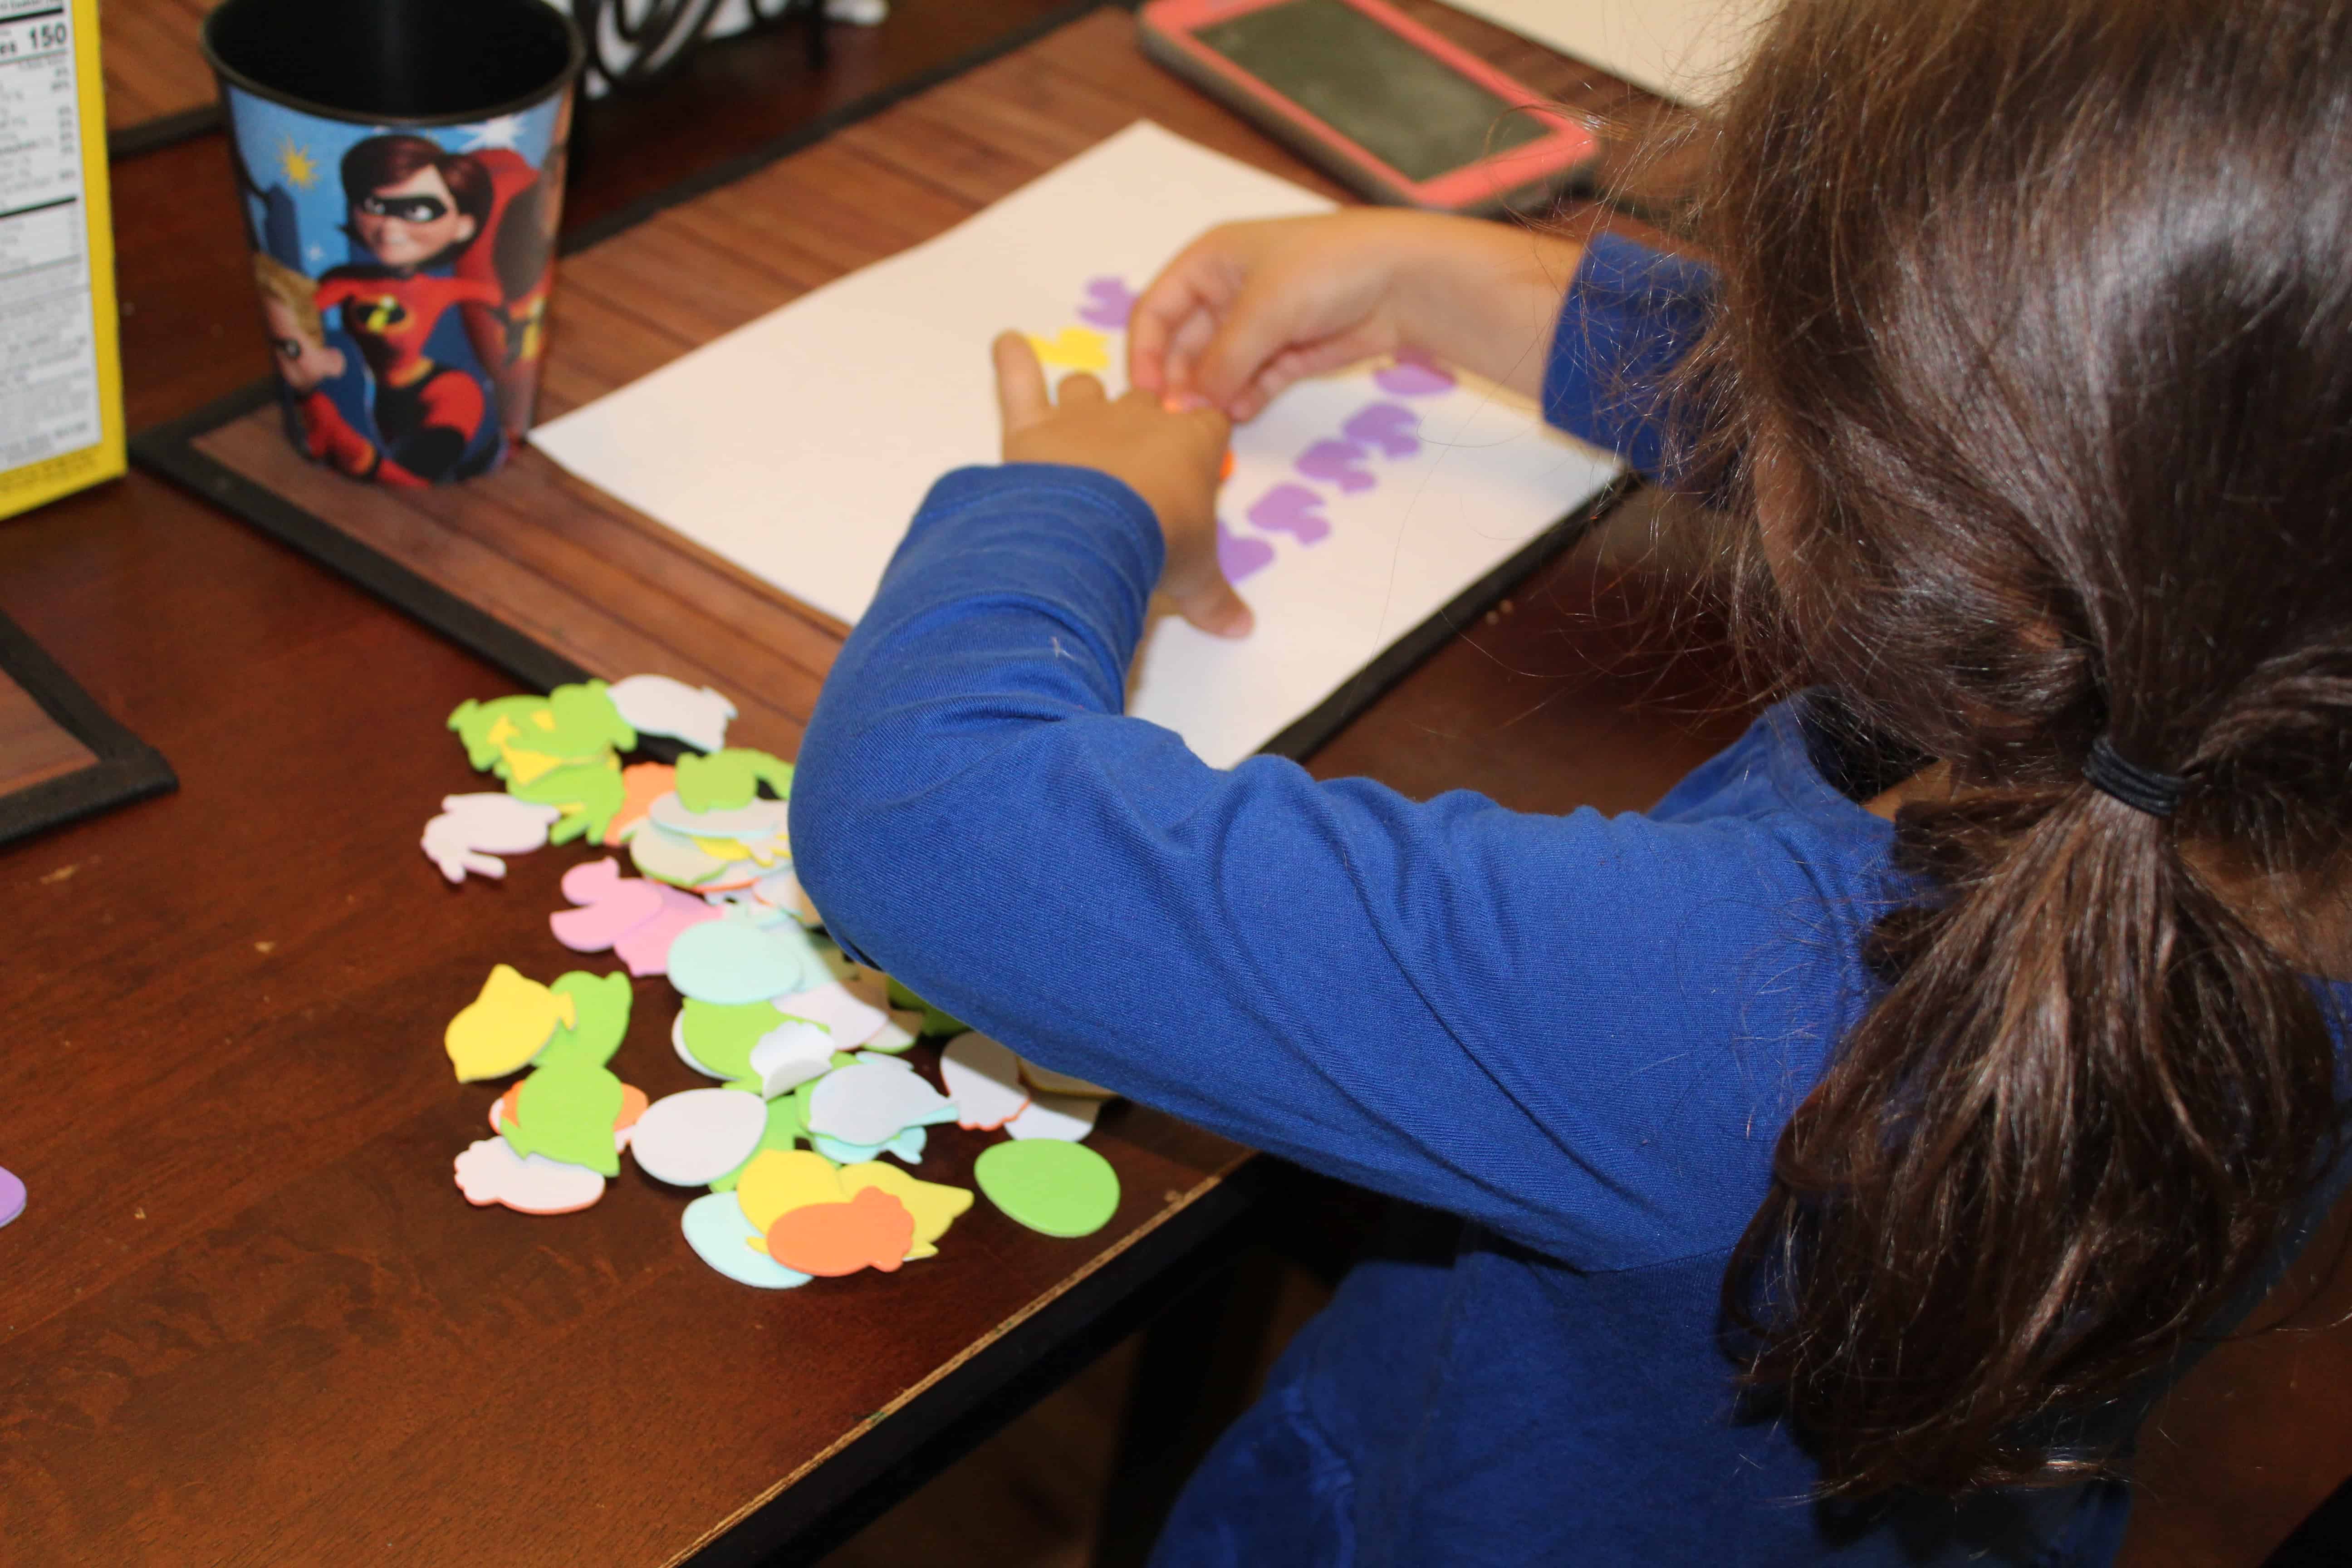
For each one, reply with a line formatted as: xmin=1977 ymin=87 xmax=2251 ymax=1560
xmin=0 ymin=0 xmax=100 ymax=470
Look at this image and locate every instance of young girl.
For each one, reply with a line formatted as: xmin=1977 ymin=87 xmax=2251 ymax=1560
xmin=794 ymin=0 xmax=2352 ymax=1559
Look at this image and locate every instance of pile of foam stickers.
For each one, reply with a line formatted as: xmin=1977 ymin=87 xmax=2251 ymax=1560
xmin=428 ymin=674 xmax=1128 ymax=1288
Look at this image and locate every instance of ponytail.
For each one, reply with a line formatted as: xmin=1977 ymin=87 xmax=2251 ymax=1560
xmin=1690 ymin=0 xmax=2352 ymax=1491
xmin=1725 ymin=774 xmax=2341 ymax=1492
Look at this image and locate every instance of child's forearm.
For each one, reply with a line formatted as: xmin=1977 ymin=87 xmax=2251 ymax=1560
xmin=1386 ymin=213 xmax=1588 ymax=402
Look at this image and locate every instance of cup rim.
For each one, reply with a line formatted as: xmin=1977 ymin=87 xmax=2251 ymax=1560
xmin=200 ymin=0 xmax=586 ymax=130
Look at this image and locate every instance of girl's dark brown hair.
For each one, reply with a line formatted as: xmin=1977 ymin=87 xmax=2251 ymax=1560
xmin=1692 ymin=0 xmax=2352 ymax=1495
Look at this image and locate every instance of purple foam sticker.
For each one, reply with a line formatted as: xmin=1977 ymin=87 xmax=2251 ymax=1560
xmin=1342 ymin=402 xmax=1421 ymax=460
xmin=1246 ymin=484 xmax=1332 ymax=544
xmin=1076 ymin=275 xmax=1140 ymax=330
xmin=0 ymin=1165 xmax=24 ymax=1228
xmin=1216 ymin=519 xmax=1276 ymax=583
xmin=1372 ymin=350 xmax=1457 ymax=397
xmin=1296 ymin=438 xmax=1376 ymax=493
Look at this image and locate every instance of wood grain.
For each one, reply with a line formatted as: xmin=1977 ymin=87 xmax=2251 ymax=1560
xmin=0 ymin=670 xmax=99 ymax=797
xmin=63 ymin=1 xmax=2352 ymax=1564
xmin=183 ymin=6 xmax=1679 ymax=757
xmin=99 ymin=0 xmax=217 ymax=135
xmin=0 ymin=463 xmax=1246 ymax=1563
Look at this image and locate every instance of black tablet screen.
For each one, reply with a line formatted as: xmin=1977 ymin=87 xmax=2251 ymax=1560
xmin=1193 ymin=0 xmax=1548 ymax=182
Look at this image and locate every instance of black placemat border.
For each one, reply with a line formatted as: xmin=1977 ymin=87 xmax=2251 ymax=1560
xmin=0 ymin=604 xmax=178 ymax=848
xmin=108 ymin=104 xmax=221 ymax=161
xmin=131 ymin=380 xmax=596 ymax=694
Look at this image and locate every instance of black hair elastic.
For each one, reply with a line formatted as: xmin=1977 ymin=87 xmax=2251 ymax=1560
xmin=2083 ymin=735 xmax=2184 ymax=817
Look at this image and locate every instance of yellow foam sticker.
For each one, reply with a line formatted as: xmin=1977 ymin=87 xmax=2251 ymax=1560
xmin=445 ymin=964 xmax=577 ymax=1082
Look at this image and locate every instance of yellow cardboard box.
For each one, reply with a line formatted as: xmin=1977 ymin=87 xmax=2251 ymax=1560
xmin=0 ymin=0 xmax=124 ymax=521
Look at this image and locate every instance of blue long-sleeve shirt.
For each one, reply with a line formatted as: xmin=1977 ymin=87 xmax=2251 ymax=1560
xmin=791 ymin=236 xmax=2313 ymax=1565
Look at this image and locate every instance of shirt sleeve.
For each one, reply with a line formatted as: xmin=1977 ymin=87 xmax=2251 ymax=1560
xmin=793 ymin=465 xmax=1857 ymax=1269
xmin=1541 ymin=232 xmax=1719 ymax=482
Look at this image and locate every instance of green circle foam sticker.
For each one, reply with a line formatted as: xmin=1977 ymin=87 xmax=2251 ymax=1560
xmin=974 ymin=1139 xmax=1120 ymax=1238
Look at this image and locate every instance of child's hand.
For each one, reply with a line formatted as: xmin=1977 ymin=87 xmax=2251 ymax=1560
xmin=1128 ymin=210 xmax=1588 ymax=418
xmin=992 ymin=332 xmax=1252 ymax=639
xmin=1128 ymin=212 xmax=1416 ymax=422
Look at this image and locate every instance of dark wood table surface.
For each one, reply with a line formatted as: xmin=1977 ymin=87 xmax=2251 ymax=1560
xmin=6 ymin=2 xmax=2351 ymax=1564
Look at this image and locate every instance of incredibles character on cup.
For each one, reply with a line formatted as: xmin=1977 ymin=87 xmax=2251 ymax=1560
xmin=314 ymin=134 xmax=505 ymax=483
xmin=250 ymin=252 xmax=424 ymax=486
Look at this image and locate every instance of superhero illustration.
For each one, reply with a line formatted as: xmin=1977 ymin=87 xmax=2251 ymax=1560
xmin=456 ymin=94 xmax=568 ymax=436
xmin=314 ymin=135 xmax=507 ymax=483
xmin=221 ymin=78 xmax=571 ymax=486
xmin=250 ymin=252 xmax=426 ymax=486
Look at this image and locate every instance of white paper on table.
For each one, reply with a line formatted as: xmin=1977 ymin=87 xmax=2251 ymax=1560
xmin=532 ymin=122 xmax=1623 ymax=770
xmin=1436 ymin=0 xmax=1773 ymax=105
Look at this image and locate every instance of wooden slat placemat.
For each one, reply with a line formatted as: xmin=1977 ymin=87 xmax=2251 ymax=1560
xmin=99 ymin=0 xmax=219 ymax=151
xmin=135 ymin=4 xmax=1676 ymax=760
xmin=0 ymin=607 xmax=176 ymax=846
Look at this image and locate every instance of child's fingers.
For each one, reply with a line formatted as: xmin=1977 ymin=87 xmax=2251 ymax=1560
xmin=1160 ymin=310 xmax=1219 ymax=398
xmin=992 ymin=332 xmax=1051 ymax=433
xmin=1130 ymin=245 xmax=1235 ymax=390
xmin=1058 ymin=372 xmax=1108 ymax=406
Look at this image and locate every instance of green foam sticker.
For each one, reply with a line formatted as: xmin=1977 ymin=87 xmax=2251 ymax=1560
xmin=539 ymin=971 xmax=632 ymax=1069
xmin=974 ymin=1140 xmax=1120 ymax=1238
xmin=511 ymin=760 xmax=627 ymax=845
xmin=504 ymin=1061 xmax=626 ymax=1177
xmin=674 ymin=748 xmax=795 ymax=814
xmin=448 ymin=694 xmax=554 ymax=774
xmin=679 ymin=998 xmax=789 ymax=1088
xmin=447 ymin=682 xmax=633 ymax=781
xmin=545 ymin=681 xmax=637 ymax=757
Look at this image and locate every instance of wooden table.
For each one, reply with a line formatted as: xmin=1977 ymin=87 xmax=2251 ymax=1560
xmin=8 ymin=2 xmax=2350 ymax=1565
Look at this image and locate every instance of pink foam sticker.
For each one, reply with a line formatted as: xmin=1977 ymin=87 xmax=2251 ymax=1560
xmin=453 ymin=1137 xmax=607 ymax=1214
xmin=774 ymin=979 xmax=889 ymax=1049
xmin=629 ymin=1088 xmax=769 ymax=1186
xmin=1004 ymin=1091 xmax=1100 ymax=1143
xmin=550 ymin=858 xmax=668 ymax=953
xmin=0 ymin=1165 xmax=23 ymax=1227
xmin=421 ymin=793 xmax=563 ymax=883
xmin=611 ymin=883 xmax=724 ymax=977
xmin=807 ymin=1057 xmax=960 ymax=1147
xmin=606 ymin=676 xmax=737 ymax=753
xmin=940 ymin=1033 xmax=1029 ymax=1131
xmin=752 ymin=867 xmax=823 ymax=928
xmin=750 ymin=1020 xmax=836 ymax=1097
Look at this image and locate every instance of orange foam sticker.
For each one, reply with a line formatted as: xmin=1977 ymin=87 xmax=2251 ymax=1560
xmin=606 ymin=762 xmax=677 ymax=846
xmin=763 ymin=1185 xmax=915 ymax=1276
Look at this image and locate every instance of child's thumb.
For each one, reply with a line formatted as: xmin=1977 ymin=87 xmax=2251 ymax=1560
xmin=1171 ymin=575 xmax=1255 ymax=640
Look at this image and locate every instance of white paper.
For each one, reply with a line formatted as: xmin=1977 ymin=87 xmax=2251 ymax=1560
xmin=1435 ymin=0 xmax=1773 ymax=105
xmin=534 ymin=122 xmax=1621 ymax=770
